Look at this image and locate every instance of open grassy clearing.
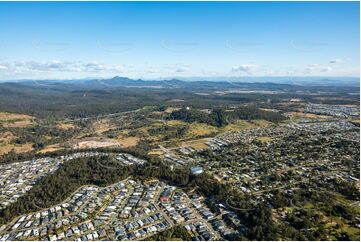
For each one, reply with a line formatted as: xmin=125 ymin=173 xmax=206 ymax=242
xmin=0 ymin=131 xmax=15 ymax=143
xmin=222 ymin=119 xmax=272 ymax=132
xmin=324 ymin=215 xmax=360 ymax=241
xmin=57 ymin=123 xmax=77 ymax=130
xmin=38 ymin=144 xmax=64 ymax=154
xmin=116 ymin=135 xmax=139 ymax=148
xmin=0 ymin=131 xmax=34 ymax=155
xmin=148 ymin=149 xmax=165 ymax=156
xmin=257 ymin=136 xmax=273 ymax=142
xmin=0 ymin=112 xmax=35 ymax=128
xmin=165 ymin=107 xmax=180 ymax=113
xmin=0 ymin=143 xmax=33 ymax=156
xmin=350 ymin=118 xmax=360 ymax=123
xmin=183 ymin=138 xmax=210 ymax=150
xmin=287 ymin=111 xmax=335 ymax=122
xmin=186 ymin=123 xmax=218 ymax=137
xmin=70 ymin=137 xmax=119 ymax=149
xmin=92 ymin=118 xmax=115 ymax=134
xmin=165 ymin=120 xmax=188 ymax=126
xmin=145 ymin=118 xmax=274 ymax=151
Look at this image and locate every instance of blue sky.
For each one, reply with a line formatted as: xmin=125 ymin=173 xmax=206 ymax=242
xmin=0 ymin=1 xmax=359 ymax=80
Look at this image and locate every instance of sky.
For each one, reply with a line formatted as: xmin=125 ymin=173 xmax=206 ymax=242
xmin=0 ymin=1 xmax=359 ymax=80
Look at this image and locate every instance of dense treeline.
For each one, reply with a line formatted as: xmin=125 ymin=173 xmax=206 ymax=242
xmin=168 ymin=108 xmax=215 ymax=126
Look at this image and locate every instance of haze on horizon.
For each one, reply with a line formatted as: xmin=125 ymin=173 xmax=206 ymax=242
xmin=0 ymin=1 xmax=359 ymax=80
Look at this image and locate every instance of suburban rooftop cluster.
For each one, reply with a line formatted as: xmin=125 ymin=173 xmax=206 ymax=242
xmin=306 ymin=104 xmax=359 ymax=118
xmin=0 ymin=178 xmax=242 ymax=241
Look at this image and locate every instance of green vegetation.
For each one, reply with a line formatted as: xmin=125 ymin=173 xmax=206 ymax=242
xmin=168 ymin=106 xmax=286 ymax=128
xmin=0 ymin=80 xmax=359 ymax=240
xmin=147 ymin=226 xmax=192 ymax=241
xmin=169 ymin=108 xmax=218 ymax=126
xmin=148 ymin=125 xmax=188 ymax=140
xmin=0 ymin=153 xmax=135 ymax=224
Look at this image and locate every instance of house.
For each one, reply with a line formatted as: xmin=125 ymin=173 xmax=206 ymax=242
xmin=191 ymin=166 xmax=204 ymax=175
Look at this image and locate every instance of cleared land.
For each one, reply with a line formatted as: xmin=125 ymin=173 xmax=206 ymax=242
xmin=116 ymin=135 xmax=140 ymax=148
xmin=0 ymin=131 xmax=33 ymax=155
xmin=0 ymin=143 xmax=33 ymax=156
xmin=57 ymin=123 xmax=77 ymax=130
xmin=0 ymin=112 xmax=34 ymax=128
xmin=38 ymin=144 xmax=64 ymax=154
xmin=71 ymin=138 xmax=119 ymax=149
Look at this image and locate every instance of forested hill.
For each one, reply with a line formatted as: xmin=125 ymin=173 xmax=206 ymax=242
xmin=0 ymin=78 xmax=359 ymax=119
xmin=2 ymin=76 xmax=359 ymax=92
xmin=168 ymin=107 xmax=286 ymax=127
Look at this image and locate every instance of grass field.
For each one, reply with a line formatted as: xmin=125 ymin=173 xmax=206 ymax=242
xmin=287 ymin=112 xmax=335 ymax=122
xmin=0 ymin=143 xmax=33 ymax=156
xmin=0 ymin=112 xmax=34 ymax=128
xmin=57 ymin=123 xmax=77 ymax=130
xmin=165 ymin=120 xmax=188 ymax=126
xmin=38 ymin=144 xmax=63 ymax=154
xmin=0 ymin=131 xmax=34 ymax=155
xmin=146 ymin=118 xmax=274 ymax=151
xmin=185 ymin=138 xmax=210 ymax=150
xmin=350 ymin=118 xmax=360 ymax=123
xmin=257 ymin=136 xmax=273 ymax=142
xmin=92 ymin=118 xmax=115 ymax=134
xmin=148 ymin=149 xmax=165 ymax=156
xmin=116 ymin=135 xmax=139 ymax=148
xmin=222 ymin=119 xmax=272 ymax=132
xmin=325 ymin=216 xmax=360 ymax=241
xmin=186 ymin=123 xmax=218 ymax=137
xmin=165 ymin=107 xmax=180 ymax=113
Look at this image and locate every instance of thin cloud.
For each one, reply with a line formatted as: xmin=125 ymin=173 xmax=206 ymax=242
xmin=321 ymin=66 xmax=332 ymax=72
xmin=231 ymin=64 xmax=257 ymax=74
xmin=4 ymin=61 xmax=129 ymax=74
xmin=329 ymin=58 xmax=343 ymax=64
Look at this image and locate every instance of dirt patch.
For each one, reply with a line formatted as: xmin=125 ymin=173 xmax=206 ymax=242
xmin=58 ymin=123 xmax=77 ymax=130
xmin=167 ymin=99 xmax=186 ymax=102
xmin=0 ymin=112 xmax=34 ymax=128
xmin=165 ymin=107 xmax=180 ymax=113
xmin=92 ymin=118 xmax=115 ymax=134
xmin=71 ymin=137 xmax=119 ymax=149
xmin=148 ymin=149 xmax=165 ymax=156
xmin=0 ymin=131 xmax=31 ymax=155
xmin=38 ymin=144 xmax=64 ymax=154
xmin=0 ymin=131 xmax=15 ymax=143
xmin=0 ymin=143 xmax=33 ymax=156
xmin=116 ymin=136 xmax=139 ymax=148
